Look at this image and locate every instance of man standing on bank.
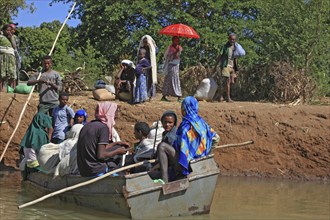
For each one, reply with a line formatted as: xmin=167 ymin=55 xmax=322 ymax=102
xmin=28 ymin=55 xmax=62 ymax=115
xmin=215 ymin=33 xmax=244 ymax=102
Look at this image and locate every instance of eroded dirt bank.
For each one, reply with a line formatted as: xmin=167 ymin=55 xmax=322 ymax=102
xmin=0 ymin=92 xmax=329 ymax=181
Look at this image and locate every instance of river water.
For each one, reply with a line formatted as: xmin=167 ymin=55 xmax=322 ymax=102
xmin=0 ymin=171 xmax=329 ymax=220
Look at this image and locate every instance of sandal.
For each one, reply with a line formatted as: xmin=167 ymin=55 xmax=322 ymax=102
xmin=161 ymin=97 xmax=170 ymax=102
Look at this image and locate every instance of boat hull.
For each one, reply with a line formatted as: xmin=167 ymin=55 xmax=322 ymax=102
xmin=24 ymin=154 xmax=219 ymax=219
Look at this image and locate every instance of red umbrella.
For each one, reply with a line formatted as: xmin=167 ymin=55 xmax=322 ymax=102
xmin=159 ymin=23 xmax=200 ymax=39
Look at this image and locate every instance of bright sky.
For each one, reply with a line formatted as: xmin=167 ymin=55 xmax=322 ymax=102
xmin=13 ymin=1 xmax=80 ymax=27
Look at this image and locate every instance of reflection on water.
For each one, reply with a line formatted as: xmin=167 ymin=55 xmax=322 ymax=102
xmin=212 ymin=177 xmax=329 ymax=220
xmin=0 ymin=171 xmax=329 ymax=220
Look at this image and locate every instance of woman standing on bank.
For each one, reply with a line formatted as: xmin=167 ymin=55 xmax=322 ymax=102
xmin=0 ymin=25 xmax=17 ymax=92
xmin=161 ymin=36 xmax=182 ymax=102
xmin=137 ymin=35 xmax=157 ymax=101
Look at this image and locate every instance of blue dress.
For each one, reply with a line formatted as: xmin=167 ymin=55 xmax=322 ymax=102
xmin=134 ymin=58 xmax=150 ymax=103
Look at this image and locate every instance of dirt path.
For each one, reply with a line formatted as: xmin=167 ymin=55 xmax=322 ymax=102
xmin=0 ymin=92 xmax=329 ymax=181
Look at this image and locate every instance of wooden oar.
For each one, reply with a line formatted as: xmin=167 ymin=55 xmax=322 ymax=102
xmin=214 ymin=140 xmax=254 ymax=149
xmin=149 ymin=140 xmax=254 ymax=172
xmin=18 ymin=159 xmax=156 ymax=209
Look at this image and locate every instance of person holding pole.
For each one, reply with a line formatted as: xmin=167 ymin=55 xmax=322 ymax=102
xmin=0 ymin=2 xmax=76 ymax=163
xmin=27 ymin=55 xmax=62 ymax=116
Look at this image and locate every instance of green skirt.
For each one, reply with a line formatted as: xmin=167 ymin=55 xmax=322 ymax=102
xmin=0 ymin=53 xmax=16 ymax=80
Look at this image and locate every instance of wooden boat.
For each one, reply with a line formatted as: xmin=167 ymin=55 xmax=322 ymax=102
xmin=24 ymin=154 xmax=220 ymax=219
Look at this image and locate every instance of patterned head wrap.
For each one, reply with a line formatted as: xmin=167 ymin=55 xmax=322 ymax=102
xmin=175 ymin=96 xmax=216 ymax=175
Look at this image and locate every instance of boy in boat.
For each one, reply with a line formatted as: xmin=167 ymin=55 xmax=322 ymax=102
xmin=124 ymin=122 xmax=153 ymax=165
xmin=149 ymin=110 xmax=179 ymax=181
xmin=77 ymin=102 xmax=129 ymax=177
xmin=51 ymin=92 xmax=75 ymax=144
xmin=125 ymin=121 xmax=165 ymax=173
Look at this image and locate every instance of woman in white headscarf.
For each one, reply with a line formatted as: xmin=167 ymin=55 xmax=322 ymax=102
xmin=37 ymin=124 xmax=84 ymax=175
xmin=137 ymin=35 xmax=157 ymax=101
xmin=53 ymin=124 xmax=84 ymax=176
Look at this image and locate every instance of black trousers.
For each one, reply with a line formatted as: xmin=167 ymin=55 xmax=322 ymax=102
xmin=157 ymin=142 xmax=181 ymax=183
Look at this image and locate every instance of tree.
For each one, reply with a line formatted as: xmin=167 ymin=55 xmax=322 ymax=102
xmin=51 ymin=0 xmax=258 ymax=69
xmin=245 ymin=0 xmax=330 ymax=95
xmin=19 ymin=21 xmax=107 ymax=85
xmin=46 ymin=0 xmax=330 ymax=97
xmin=0 ymin=0 xmax=35 ymax=24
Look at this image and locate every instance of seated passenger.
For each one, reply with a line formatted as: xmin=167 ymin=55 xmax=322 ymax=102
xmin=132 ymin=122 xmax=152 ymax=162
xmin=20 ymin=112 xmax=53 ymax=172
xmin=54 ymin=124 xmax=84 ymax=176
xmin=155 ymin=110 xmax=178 ymax=182
xmin=77 ymin=102 xmax=129 ymax=177
xmin=159 ymin=110 xmax=178 ymax=146
xmin=124 ymin=122 xmax=164 ymax=172
xmin=51 ymin=92 xmax=75 ymax=144
xmin=37 ymin=124 xmax=84 ymax=174
xmin=157 ymin=96 xmax=219 ymax=183
xmin=114 ymin=60 xmax=136 ymax=102
xmin=74 ymin=109 xmax=88 ymax=125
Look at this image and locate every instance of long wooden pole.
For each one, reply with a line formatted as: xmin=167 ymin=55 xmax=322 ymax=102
xmin=18 ymin=159 xmax=156 ymax=209
xmin=214 ymin=140 xmax=254 ymax=149
xmin=0 ymin=2 xmax=77 ymax=163
xmin=149 ymin=140 xmax=255 ymax=172
xmin=49 ymin=2 xmax=77 ymax=56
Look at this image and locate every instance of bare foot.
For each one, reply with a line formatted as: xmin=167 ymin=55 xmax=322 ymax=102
xmin=227 ymin=98 xmax=234 ymax=103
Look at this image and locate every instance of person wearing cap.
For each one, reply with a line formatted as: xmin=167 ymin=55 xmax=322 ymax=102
xmin=0 ymin=24 xmax=16 ymax=91
xmin=74 ymin=109 xmax=88 ymax=125
xmin=114 ymin=59 xmax=136 ymax=102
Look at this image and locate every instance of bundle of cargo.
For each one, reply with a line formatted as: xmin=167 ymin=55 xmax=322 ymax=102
xmin=62 ymin=70 xmax=89 ymax=94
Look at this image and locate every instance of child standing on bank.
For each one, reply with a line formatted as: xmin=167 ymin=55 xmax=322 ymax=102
xmin=133 ymin=48 xmax=151 ymax=104
xmin=51 ymin=92 xmax=75 ymax=144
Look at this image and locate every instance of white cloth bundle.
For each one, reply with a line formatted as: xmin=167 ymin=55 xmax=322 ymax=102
xmin=194 ymin=78 xmax=218 ymax=101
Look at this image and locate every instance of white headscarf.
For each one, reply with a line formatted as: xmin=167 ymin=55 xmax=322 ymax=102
xmin=121 ymin=59 xmax=136 ymax=69
xmin=59 ymin=124 xmax=84 ymax=160
xmin=138 ymin=35 xmax=157 ymax=84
